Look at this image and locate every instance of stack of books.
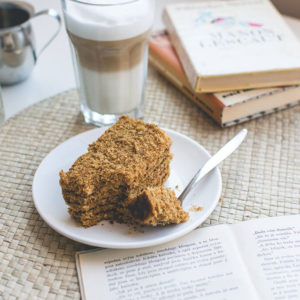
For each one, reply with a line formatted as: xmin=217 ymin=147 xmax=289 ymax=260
xmin=149 ymin=0 xmax=300 ymax=127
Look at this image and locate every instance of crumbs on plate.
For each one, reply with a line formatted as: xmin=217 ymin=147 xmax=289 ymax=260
xmin=189 ymin=205 xmax=203 ymax=212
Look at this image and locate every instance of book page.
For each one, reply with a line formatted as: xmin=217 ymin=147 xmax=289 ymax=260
xmin=231 ymin=215 xmax=300 ymax=300
xmin=215 ymin=85 xmax=300 ymax=107
xmin=77 ymin=225 xmax=258 ymax=300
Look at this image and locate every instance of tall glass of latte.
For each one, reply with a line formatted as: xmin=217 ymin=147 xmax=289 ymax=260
xmin=61 ymin=0 xmax=155 ymax=125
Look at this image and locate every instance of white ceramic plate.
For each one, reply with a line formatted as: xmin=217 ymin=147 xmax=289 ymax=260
xmin=32 ymin=127 xmax=222 ymax=249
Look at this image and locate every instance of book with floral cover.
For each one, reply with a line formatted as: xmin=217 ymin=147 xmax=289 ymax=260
xmin=149 ymin=30 xmax=300 ymax=127
xmin=163 ymin=0 xmax=300 ymax=92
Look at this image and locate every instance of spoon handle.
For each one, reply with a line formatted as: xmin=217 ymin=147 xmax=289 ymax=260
xmin=178 ymin=129 xmax=248 ymax=203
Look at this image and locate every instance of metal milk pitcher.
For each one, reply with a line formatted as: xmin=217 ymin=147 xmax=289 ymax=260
xmin=0 ymin=1 xmax=61 ymax=85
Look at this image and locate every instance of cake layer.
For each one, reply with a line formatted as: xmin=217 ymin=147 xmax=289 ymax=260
xmin=60 ymin=116 xmax=172 ymax=196
xmin=59 ymin=115 xmax=173 ymax=227
xmin=69 ymin=203 xmax=133 ymax=227
xmin=62 ymin=154 xmax=172 ymax=206
xmin=69 ymin=207 xmax=112 ymax=227
xmin=128 ymin=186 xmax=189 ymax=226
xmin=59 ymin=151 xmax=127 ymax=197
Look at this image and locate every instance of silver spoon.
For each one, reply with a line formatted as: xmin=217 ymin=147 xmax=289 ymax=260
xmin=178 ymin=129 xmax=248 ymax=203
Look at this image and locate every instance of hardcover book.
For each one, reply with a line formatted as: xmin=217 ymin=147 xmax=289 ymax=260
xmin=163 ymin=0 xmax=300 ymax=92
xmin=149 ymin=30 xmax=300 ymax=127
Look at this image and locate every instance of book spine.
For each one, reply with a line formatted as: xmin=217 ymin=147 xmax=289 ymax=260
xmin=149 ymin=54 xmax=223 ymax=126
xmin=162 ymin=9 xmax=199 ymax=91
xmin=148 ymin=30 xmax=191 ymax=89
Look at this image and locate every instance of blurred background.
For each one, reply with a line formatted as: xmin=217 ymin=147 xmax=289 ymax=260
xmin=272 ymin=0 xmax=300 ymax=19
xmin=1 ymin=0 xmax=300 ymax=121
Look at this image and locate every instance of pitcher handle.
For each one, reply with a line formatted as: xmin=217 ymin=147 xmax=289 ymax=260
xmin=32 ymin=9 xmax=61 ymax=58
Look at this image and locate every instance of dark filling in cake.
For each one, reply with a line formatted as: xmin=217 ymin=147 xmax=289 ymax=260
xmin=128 ymin=194 xmax=152 ymax=221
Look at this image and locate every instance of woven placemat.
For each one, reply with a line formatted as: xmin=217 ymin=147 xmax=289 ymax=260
xmin=0 ymin=67 xmax=299 ymax=299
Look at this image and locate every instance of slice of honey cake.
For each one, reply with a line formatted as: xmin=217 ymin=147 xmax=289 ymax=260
xmin=128 ymin=186 xmax=189 ymax=226
xmin=59 ymin=115 xmax=173 ymax=227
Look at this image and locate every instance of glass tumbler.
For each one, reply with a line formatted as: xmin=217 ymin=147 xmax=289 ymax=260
xmin=61 ymin=0 xmax=155 ymax=126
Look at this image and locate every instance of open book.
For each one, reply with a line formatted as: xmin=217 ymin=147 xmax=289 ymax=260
xmin=76 ymin=214 xmax=300 ymax=299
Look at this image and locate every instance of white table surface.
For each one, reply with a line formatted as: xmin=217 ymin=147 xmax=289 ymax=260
xmin=2 ymin=0 xmax=300 ymax=121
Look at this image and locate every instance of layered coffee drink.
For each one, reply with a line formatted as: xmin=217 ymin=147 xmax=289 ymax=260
xmin=62 ymin=0 xmax=154 ymax=125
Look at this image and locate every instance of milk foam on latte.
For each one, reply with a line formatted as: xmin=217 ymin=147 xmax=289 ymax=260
xmin=65 ymin=0 xmax=153 ymax=41
xmin=64 ymin=0 xmax=154 ymax=115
